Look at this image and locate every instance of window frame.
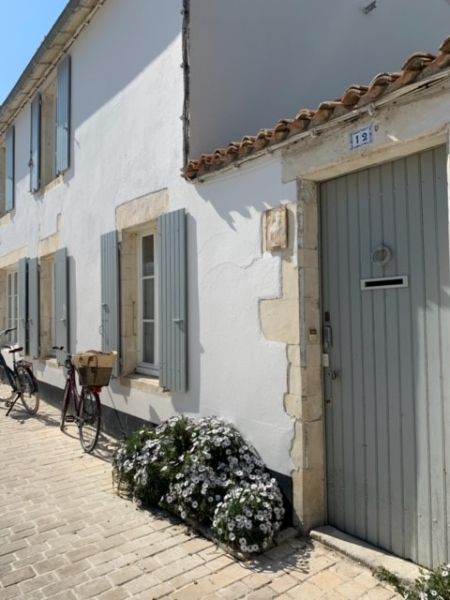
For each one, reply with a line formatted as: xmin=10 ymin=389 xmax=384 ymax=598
xmin=136 ymin=228 xmax=159 ymax=377
xmin=30 ymin=54 xmax=71 ymax=194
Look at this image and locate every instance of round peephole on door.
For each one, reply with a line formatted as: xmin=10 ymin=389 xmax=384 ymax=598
xmin=371 ymin=244 xmax=392 ymax=267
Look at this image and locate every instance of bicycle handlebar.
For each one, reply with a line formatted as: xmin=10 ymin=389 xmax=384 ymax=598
xmin=0 ymin=328 xmax=16 ymax=337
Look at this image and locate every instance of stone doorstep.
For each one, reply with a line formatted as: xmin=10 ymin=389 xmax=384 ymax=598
xmin=311 ymin=526 xmax=422 ymax=584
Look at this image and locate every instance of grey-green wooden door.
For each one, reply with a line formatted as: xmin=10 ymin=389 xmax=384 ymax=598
xmin=321 ymin=145 xmax=450 ymax=569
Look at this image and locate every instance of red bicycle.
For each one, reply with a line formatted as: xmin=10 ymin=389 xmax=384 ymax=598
xmin=54 ymin=347 xmax=104 ymax=453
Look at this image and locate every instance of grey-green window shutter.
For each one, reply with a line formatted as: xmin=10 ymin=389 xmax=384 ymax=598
xmin=5 ymin=126 xmax=14 ymax=211
xmin=30 ymin=94 xmax=41 ymax=192
xmin=159 ymin=209 xmax=187 ymax=392
xmin=28 ymin=258 xmax=40 ymax=358
xmin=18 ymin=258 xmax=28 ymax=352
xmin=101 ymin=231 xmax=120 ymax=376
xmin=56 ymin=55 xmax=71 ymax=175
xmin=0 ymin=147 xmax=5 ymax=214
xmin=55 ymin=247 xmax=69 ymax=364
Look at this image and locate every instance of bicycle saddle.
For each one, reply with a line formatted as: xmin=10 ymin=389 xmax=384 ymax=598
xmin=9 ymin=347 xmax=23 ymax=354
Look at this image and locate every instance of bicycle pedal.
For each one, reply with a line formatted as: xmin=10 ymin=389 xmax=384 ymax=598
xmin=4 ymin=401 xmax=11 ymax=408
xmin=65 ymin=415 xmax=76 ymax=423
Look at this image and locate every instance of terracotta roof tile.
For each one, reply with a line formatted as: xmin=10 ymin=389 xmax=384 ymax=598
xmin=183 ymin=36 xmax=450 ymax=181
xmin=310 ymin=101 xmax=342 ymax=125
xmin=341 ymin=85 xmax=369 ymax=108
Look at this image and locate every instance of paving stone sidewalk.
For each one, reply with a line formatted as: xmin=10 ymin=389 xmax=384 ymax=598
xmin=0 ymin=399 xmax=400 ymax=599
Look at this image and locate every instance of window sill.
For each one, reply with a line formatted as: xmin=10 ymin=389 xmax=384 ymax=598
xmin=120 ymin=373 xmax=168 ymax=396
xmin=43 ymin=174 xmax=64 ymax=195
xmin=39 ymin=357 xmax=60 ymax=369
xmin=0 ymin=212 xmax=12 ymax=227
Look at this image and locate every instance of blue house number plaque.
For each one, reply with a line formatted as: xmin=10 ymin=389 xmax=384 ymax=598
xmin=350 ymin=125 xmax=373 ymax=150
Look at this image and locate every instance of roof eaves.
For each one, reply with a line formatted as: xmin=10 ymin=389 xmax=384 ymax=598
xmin=183 ymin=36 xmax=450 ymax=183
xmin=191 ymin=67 xmax=450 ymax=185
xmin=0 ymin=0 xmax=106 ymax=138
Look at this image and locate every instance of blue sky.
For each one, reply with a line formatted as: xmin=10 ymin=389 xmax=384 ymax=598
xmin=0 ymin=0 xmax=68 ymax=103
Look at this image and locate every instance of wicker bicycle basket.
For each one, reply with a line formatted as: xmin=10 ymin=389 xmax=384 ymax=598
xmin=72 ymin=351 xmax=117 ymax=387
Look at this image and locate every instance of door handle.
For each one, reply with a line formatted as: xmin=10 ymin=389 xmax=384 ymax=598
xmin=323 ymin=324 xmax=333 ymax=351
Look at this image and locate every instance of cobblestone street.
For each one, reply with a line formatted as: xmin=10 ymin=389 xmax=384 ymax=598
xmin=0 ymin=400 xmax=400 ymax=599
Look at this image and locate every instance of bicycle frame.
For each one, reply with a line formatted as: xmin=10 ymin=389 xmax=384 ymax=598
xmin=62 ymin=359 xmax=101 ymax=418
xmin=63 ymin=359 xmax=82 ymax=416
xmin=0 ymin=341 xmax=39 ymax=416
xmin=58 ymin=350 xmax=102 ymax=451
xmin=0 ymin=349 xmax=17 ymax=390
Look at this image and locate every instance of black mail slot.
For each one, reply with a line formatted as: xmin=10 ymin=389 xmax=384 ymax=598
xmin=361 ymin=276 xmax=408 ymax=290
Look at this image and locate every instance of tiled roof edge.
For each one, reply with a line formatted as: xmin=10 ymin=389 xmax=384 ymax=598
xmin=182 ymin=36 xmax=450 ymax=182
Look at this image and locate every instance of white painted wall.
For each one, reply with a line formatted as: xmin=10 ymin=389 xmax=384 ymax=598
xmin=189 ymin=0 xmax=450 ymax=157
xmin=0 ymin=0 xmax=184 ymax=367
xmin=171 ymin=158 xmax=296 ymax=475
xmin=0 ymin=0 xmax=296 ymax=475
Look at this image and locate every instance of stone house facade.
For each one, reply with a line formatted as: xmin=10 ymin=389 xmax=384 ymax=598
xmin=1 ymin=0 xmax=450 ymax=570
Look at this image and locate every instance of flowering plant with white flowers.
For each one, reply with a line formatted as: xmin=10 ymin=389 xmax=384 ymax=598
xmin=377 ymin=565 xmax=450 ymax=600
xmin=211 ymin=479 xmax=285 ymax=556
xmin=162 ymin=417 xmax=270 ymax=523
xmin=403 ymin=564 xmax=450 ymax=600
xmin=113 ymin=415 xmax=286 ymax=556
xmin=113 ymin=416 xmax=194 ymax=506
xmin=113 ymin=427 xmax=156 ymax=488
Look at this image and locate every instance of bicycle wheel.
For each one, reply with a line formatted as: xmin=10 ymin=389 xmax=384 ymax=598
xmin=60 ymin=387 xmax=71 ymax=431
xmin=0 ymin=364 xmax=14 ymax=402
xmin=78 ymin=388 xmax=101 ymax=453
xmin=16 ymin=366 xmax=39 ymax=415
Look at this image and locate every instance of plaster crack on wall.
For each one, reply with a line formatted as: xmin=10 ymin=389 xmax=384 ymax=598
xmin=202 ymin=256 xmax=263 ymax=279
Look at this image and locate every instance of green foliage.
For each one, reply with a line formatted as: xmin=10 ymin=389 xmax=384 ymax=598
xmin=376 ymin=565 xmax=450 ymax=600
xmin=112 ymin=427 xmax=155 ymax=486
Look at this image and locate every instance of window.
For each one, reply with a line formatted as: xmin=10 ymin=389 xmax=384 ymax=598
xmin=9 ymin=251 xmax=68 ymax=360
xmin=30 ymin=55 xmax=71 ymax=192
xmin=137 ymin=233 xmax=159 ymax=376
xmin=7 ymin=271 xmax=18 ymax=343
xmin=101 ymin=208 xmax=187 ymax=392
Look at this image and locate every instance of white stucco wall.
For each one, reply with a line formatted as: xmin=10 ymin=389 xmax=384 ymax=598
xmin=0 ymin=0 xmax=296 ymax=475
xmin=189 ymin=0 xmax=450 ymax=157
xmin=0 ymin=0 xmax=184 ymax=324
xmin=171 ymin=158 xmax=296 ymax=475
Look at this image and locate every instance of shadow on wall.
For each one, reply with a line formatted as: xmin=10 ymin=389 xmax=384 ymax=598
xmin=68 ymin=256 xmax=77 ymax=354
xmin=72 ymin=0 xmax=181 ymax=134
xmin=189 ymin=0 xmax=450 ymax=157
xmin=168 ymin=213 xmax=202 ymax=417
xmin=192 ymin=159 xmax=290 ymax=232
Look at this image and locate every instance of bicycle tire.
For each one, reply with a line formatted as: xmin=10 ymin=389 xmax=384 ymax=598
xmin=78 ymin=388 xmax=101 ymax=453
xmin=60 ymin=386 xmax=73 ymax=431
xmin=17 ymin=366 xmax=39 ymax=415
xmin=0 ymin=364 xmax=14 ymax=402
